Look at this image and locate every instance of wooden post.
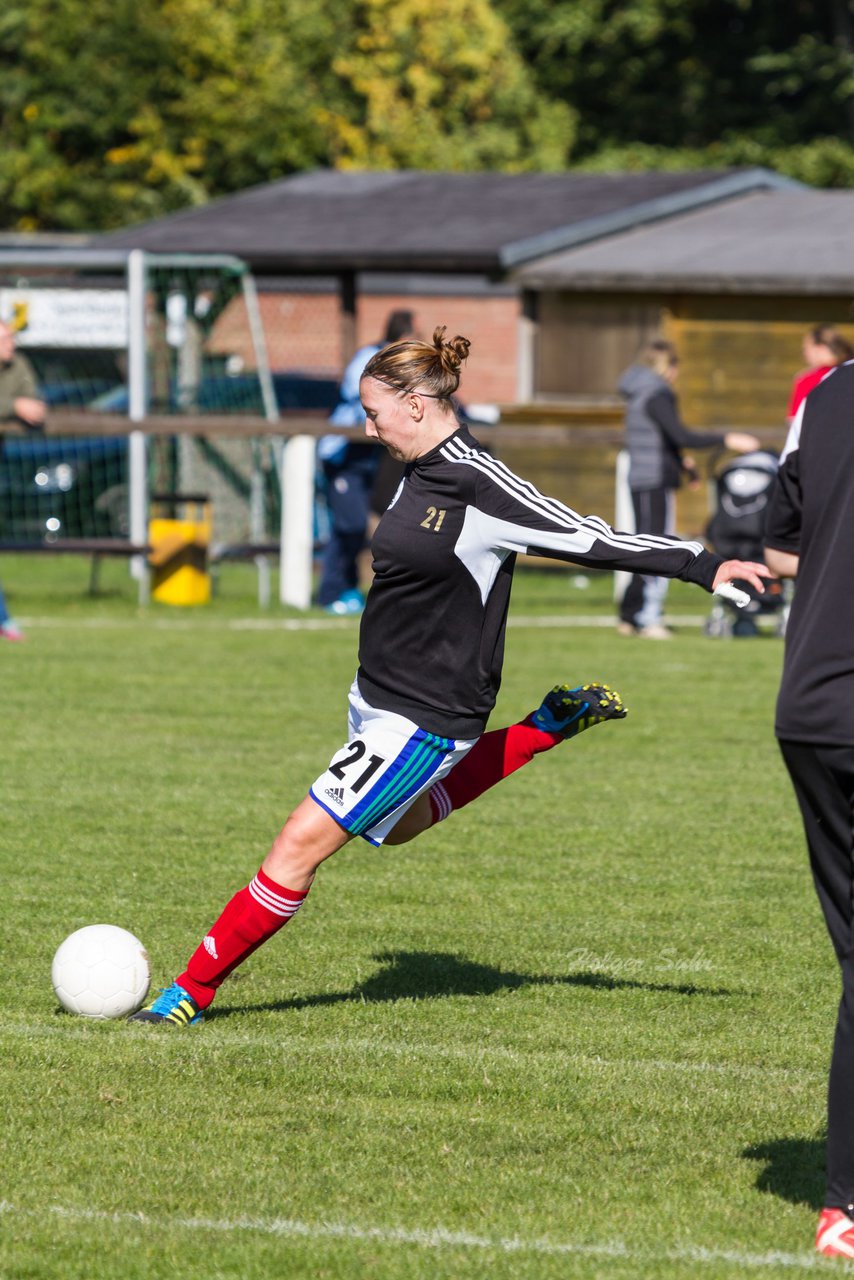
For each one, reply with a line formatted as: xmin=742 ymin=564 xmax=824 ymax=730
xmin=517 ymin=289 xmax=538 ymax=402
xmin=127 ymin=249 xmax=150 ymax=605
xmin=279 ymin=435 xmax=316 ymax=609
xmin=339 ymin=270 xmax=357 ymax=365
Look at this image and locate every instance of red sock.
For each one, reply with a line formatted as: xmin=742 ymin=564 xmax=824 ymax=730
xmin=429 ymin=716 xmax=563 ymax=823
xmin=177 ymin=868 xmax=308 ymax=1009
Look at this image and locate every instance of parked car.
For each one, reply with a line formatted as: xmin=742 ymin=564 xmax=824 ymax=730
xmin=23 ymin=350 xmax=125 ymax=410
xmin=88 ymin=370 xmax=340 ymax=415
xmin=0 ymin=370 xmax=341 ymax=544
xmin=39 ymin=378 xmax=121 ymax=408
xmin=0 ymin=433 xmax=128 ymax=542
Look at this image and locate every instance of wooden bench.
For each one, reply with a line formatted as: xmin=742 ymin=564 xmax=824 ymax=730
xmin=0 ymin=538 xmax=291 ymax=606
xmin=209 ymin=542 xmax=281 ymax=607
xmin=0 ymin=539 xmax=150 ymax=595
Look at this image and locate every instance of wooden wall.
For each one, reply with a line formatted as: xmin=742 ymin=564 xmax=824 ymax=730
xmin=663 ymin=295 xmax=854 ymax=428
xmin=532 ymin=290 xmax=854 ymax=429
xmin=534 ymin=292 xmax=662 ymax=398
xmin=492 ymin=402 xmax=761 ymax=541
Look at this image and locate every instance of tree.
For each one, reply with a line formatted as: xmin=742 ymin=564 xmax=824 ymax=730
xmin=0 ymin=0 xmax=573 ymax=231
xmin=0 ymin=0 xmax=354 ymax=230
xmin=492 ymin=0 xmax=854 ymax=184
xmin=321 ymin=0 xmax=575 ymax=171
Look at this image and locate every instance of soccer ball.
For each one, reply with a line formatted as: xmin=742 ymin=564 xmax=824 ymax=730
xmin=51 ymin=924 xmax=151 ymax=1019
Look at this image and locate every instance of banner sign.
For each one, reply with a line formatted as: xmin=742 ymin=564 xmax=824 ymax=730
xmin=0 ymin=288 xmax=129 ymax=348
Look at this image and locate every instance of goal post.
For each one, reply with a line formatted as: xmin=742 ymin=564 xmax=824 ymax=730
xmin=239 ymin=261 xmax=315 ymax=608
xmin=127 ymin=249 xmax=148 ymax=601
xmin=0 ymin=247 xmax=324 ymax=609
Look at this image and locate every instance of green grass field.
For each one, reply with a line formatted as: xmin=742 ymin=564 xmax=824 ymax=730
xmin=0 ymin=557 xmax=842 ymax=1279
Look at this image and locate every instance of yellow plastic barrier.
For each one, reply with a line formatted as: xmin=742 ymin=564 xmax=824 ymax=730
xmin=148 ymin=495 xmax=212 ymax=606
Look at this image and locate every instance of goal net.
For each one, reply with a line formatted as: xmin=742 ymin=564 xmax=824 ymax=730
xmin=0 ymin=251 xmax=335 ymax=605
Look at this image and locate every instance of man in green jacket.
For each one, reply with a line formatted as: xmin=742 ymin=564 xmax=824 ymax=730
xmin=0 ymin=321 xmax=46 ymax=640
xmin=0 ymin=321 xmax=45 ymax=433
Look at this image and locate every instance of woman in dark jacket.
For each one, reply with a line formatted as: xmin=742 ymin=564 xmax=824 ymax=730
xmin=617 ymin=339 xmax=758 ymax=638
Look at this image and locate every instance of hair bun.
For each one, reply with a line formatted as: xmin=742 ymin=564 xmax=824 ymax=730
xmin=362 ymin=324 xmax=471 ymax=400
xmin=432 ymin=325 xmax=471 ymax=374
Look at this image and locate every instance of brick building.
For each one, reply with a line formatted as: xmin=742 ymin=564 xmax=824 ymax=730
xmin=95 ymin=168 xmax=793 ymax=409
xmin=93 ymin=168 xmax=854 ymax=533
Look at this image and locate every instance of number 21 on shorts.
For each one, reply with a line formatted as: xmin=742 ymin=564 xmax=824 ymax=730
xmin=328 ymin=739 xmax=386 ymax=795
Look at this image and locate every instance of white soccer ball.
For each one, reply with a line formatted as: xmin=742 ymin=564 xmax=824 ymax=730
xmin=51 ymin=924 xmax=151 ymax=1019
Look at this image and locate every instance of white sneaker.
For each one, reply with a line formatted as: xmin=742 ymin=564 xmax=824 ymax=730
xmin=638 ymin=623 xmax=673 ymax=640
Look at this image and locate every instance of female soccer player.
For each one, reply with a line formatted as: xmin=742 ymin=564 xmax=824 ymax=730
xmin=132 ymin=328 xmax=769 ymax=1025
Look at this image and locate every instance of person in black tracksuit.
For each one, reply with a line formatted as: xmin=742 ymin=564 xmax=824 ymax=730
xmin=133 ymin=328 xmax=769 ymax=1027
xmin=617 ymin=340 xmax=758 ymax=638
xmin=764 ymin=359 xmax=854 ymax=1259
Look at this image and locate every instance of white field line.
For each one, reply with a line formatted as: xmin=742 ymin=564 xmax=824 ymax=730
xmin=16 ymin=614 xmax=356 ymax=632
xmin=0 ymin=1022 xmax=825 ymax=1082
xmin=0 ymin=1201 xmax=838 ymax=1271
xmin=16 ymin=613 xmax=708 ymax=633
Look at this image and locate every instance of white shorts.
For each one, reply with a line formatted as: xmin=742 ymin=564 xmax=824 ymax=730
xmin=309 ymin=679 xmax=476 ymax=846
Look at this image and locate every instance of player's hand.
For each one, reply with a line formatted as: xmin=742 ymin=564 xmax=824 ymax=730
xmin=713 ymin=560 xmax=772 ymax=595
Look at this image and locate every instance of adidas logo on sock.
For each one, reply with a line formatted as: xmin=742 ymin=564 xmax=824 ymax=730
xmin=203 ymin=935 xmax=219 ymax=959
xmin=325 ymin=786 xmax=345 ymax=805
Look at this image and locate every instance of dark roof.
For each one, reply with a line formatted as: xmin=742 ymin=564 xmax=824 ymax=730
xmin=91 ymin=168 xmax=796 ymax=274
xmin=514 ymin=190 xmax=854 ymax=295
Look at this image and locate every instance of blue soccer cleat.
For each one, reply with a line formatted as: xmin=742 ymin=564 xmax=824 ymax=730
xmin=530 ymin=682 xmax=627 ymax=738
xmin=128 ymin=982 xmax=203 ymax=1026
xmin=324 ymin=589 xmax=365 ymax=616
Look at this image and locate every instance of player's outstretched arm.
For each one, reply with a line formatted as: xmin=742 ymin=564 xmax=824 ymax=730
xmin=712 ymin=560 xmax=772 ymax=595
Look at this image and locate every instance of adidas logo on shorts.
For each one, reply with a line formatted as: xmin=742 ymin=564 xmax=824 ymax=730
xmin=325 ymin=786 xmax=345 ymax=805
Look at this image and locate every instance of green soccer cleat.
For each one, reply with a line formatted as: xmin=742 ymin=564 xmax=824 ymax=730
xmin=128 ymin=982 xmax=203 ymax=1026
xmin=530 ymin=682 xmax=627 ymax=738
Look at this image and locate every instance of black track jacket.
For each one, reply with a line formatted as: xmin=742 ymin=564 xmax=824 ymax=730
xmin=765 ymin=360 xmax=854 ymax=745
xmin=357 ymin=426 xmax=722 ymax=739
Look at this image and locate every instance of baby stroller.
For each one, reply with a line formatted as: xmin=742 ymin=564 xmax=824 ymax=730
xmin=704 ymin=449 xmax=789 ymax=637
